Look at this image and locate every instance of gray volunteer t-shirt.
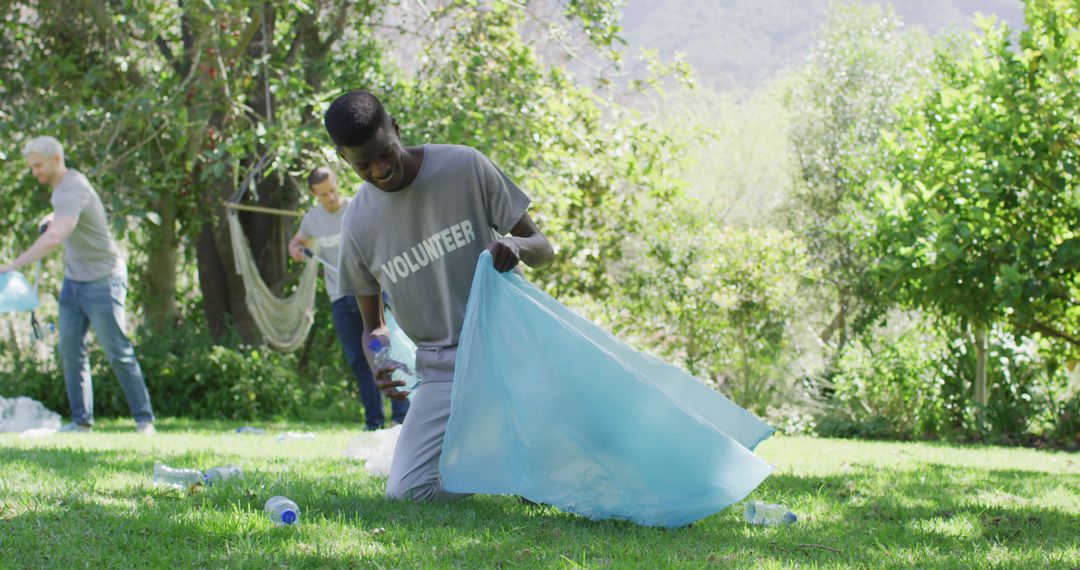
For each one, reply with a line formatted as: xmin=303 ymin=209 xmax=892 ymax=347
xmin=50 ymin=169 xmax=122 ymax=282
xmin=338 ymin=144 xmax=531 ymax=348
xmin=299 ymin=198 xmax=350 ymax=302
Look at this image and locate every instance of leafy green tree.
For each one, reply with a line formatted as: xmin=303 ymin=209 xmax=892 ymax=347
xmin=603 ymin=202 xmax=812 ymax=414
xmin=784 ymin=1 xmax=931 ymax=352
xmin=868 ymin=0 xmax=1080 ymax=405
xmin=0 ymin=1 xmax=388 ymax=340
xmin=393 ymin=1 xmax=684 ymax=300
xmin=1 ymin=0 xmax=633 ymax=341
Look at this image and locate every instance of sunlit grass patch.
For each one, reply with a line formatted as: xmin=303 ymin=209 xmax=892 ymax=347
xmin=0 ymin=420 xmax=1077 ymax=568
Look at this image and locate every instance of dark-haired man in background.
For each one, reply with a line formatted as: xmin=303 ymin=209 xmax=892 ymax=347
xmin=288 ymin=166 xmax=408 ymax=431
xmin=325 ymin=90 xmax=554 ymax=501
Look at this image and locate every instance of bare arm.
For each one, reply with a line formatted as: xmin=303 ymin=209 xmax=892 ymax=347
xmin=485 ymin=211 xmax=555 ymax=272
xmin=287 ymin=230 xmax=312 ymax=262
xmin=357 ymin=292 xmax=388 ymax=367
xmin=0 ymin=215 xmax=77 ymax=273
xmin=357 ymin=293 xmax=410 ymax=400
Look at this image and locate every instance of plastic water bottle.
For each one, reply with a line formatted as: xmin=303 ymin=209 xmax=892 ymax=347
xmin=264 ymin=496 xmax=300 ymax=525
xmin=235 ymin=426 xmax=266 ymax=434
xmin=744 ymin=500 xmax=797 ymax=525
xmin=368 ymin=339 xmax=420 ymax=395
xmin=204 ymin=465 xmax=243 ymax=487
xmin=153 ymin=463 xmax=206 ymax=490
xmin=276 ymin=431 xmax=316 ymax=443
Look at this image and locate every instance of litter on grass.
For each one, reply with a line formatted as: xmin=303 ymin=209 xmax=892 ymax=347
xmin=344 ymin=425 xmax=402 ymax=477
xmin=0 ymin=396 xmax=60 ymax=436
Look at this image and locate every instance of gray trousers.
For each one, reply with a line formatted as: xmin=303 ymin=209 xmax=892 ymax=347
xmin=386 ymin=345 xmax=470 ymax=502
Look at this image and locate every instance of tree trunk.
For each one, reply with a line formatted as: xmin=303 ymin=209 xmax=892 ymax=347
xmin=197 ymin=219 xmax=234 ymax=341
xmin=973 ymin=325 xmax=988 ymax=407
xmin=243 ymin=175 xmax=294 ymax=293
xmin=191 ymin=1 xmax=341 ymax=346
xmin=196 ymin=174 xmax=298 ymax=346
xmin=143 ymin=197 xmax=178 ymax=331
xmin=820 ymin=293 xmax=849 ymax=351
xmin=197 ymin=205 xmax=267 ymax=345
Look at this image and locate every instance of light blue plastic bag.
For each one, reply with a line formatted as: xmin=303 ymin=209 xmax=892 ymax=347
xmin=0 ymin=271 xmax=39 ymax=313
xmin=440 ymin=252 xmax=775 ymax=527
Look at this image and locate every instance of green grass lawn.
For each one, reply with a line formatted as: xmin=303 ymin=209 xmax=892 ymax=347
xmin=1 ymin=419 xmax=1077 ymax=569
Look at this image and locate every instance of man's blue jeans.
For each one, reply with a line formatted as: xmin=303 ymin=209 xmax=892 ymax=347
xmin=332 ymin=296 xmax=408 ymax=430
xmin=59 ymin=270 xmax=154 ymax=426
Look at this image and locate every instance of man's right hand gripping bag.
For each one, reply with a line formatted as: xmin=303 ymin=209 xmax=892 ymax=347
xmin=440 ymin=251 xmax=776 ymax=528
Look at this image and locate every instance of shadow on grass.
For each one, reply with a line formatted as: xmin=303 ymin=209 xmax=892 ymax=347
xmin=2 ymin=445 xmax=1078 ymax=568
xmin=743 ymin=463 xmax=1080 ymax=564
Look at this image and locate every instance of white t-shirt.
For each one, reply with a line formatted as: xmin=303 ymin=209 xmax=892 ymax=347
xmin=299 ymin=198 xmax=350 ymax=301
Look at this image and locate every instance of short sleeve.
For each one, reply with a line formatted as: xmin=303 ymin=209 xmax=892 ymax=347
xmin=336 ymin=217 xmax=380 ymax=297
xmin=298 ymin=211 xmax=315 ymax=240
xmin=473 ymin=149 xmax=531 ymax=234
xmin=51 ymin=186 xmax=88 ymax=220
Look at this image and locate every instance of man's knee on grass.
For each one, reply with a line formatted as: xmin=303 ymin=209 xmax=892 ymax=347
xmin=386 ymin=478 xmax=440 ymax=502
xmin=386 ymin=476 xmax=466 ymax=503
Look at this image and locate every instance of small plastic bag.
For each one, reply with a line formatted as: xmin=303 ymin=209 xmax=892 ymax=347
xmin=0 ymin=271 xmax=38 ymax=314
xmin=440 ymin=252 xmax=775 ymax=528
xmin=0 ymin=396 xmax=61 ymax=433
xmin=344 ymin=424 xmax=403 ymax=477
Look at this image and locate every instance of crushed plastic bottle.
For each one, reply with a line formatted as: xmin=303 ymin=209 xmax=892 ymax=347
xmin=153 ymin=463 xmax=206 ymax=490
xmin=368 ymin=338 xmax=421 ymax=397
xmin=264 ymin=496 xmax=300 ymax=525
xmin=744 ymin=500 xmax=797 ymax=526
xmin=276 ymin=431 xmax=316 ymax=443
xmin=235 ymin=426 xmax=266 ymax=434
xmin=204 ymin=465 xmax=243 ymax=487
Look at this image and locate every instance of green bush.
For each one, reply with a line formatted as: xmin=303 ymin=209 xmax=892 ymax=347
xmin=0 ymin=312 xmax=363 ymax=423
xmin=598 ymin=202 xmax=813 ymax=415
xmin=1048 ymin=391 xmax=1080 ymax=451
xmin=0 ymin=333 xmax=69 ymax=417
xmin=818 ymin=317 xmax=949 ymax=440
xmin=818 ymin=320 xmax=1077 ymax=447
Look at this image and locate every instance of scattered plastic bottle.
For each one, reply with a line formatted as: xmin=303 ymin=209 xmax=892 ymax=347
xmin=744 ymin=500 xmax=797 ymax=526
xmin=235 ymin=426 xmax=266 ymax=434
xmin=153 ymin=463 xmax=206 ymax=490
xmin=368 ymin=338 xmax=421 ymax=396
xmin=276 ymin=431 xmax=316 ymax=443
xmin=204 ymin=465 xmax=243 ymax=487
xmin=264 ymin=496 xmax=300 ymax=525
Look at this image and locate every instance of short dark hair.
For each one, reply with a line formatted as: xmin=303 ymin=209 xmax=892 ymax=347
xmin=324 ymin=90 xmax=391 ymax=147
xmin=307 ymin=166 xmax=334 ymax=189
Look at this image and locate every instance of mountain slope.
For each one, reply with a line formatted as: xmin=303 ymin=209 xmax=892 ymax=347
xmin=619 ymin=0 xmax=1025 ymax=90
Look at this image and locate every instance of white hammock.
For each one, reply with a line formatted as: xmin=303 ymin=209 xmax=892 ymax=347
xmin=226 ymin=209 xmax=318 ymax=352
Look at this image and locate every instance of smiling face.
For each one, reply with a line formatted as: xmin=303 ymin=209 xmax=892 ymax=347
xmin=337 ymin=120 xmax=411 ymax=193
xmin=25 ymin=152 xmax=62 ymax=186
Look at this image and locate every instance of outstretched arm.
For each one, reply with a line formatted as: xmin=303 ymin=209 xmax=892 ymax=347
xmin=485 ymin=211 xmax=554 ymax=272
xmin=0 ymin=214 xmax=76 ymax=273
